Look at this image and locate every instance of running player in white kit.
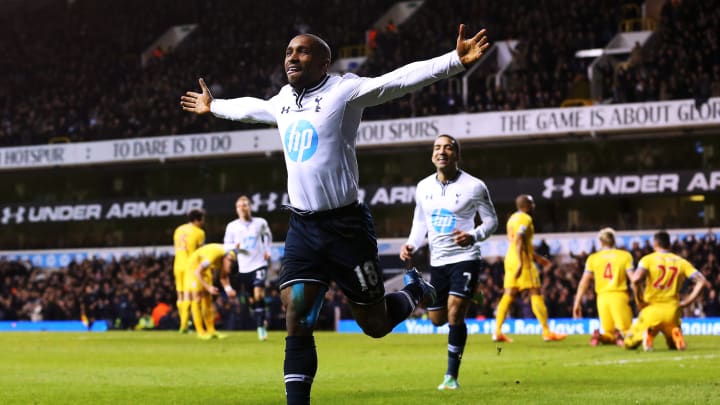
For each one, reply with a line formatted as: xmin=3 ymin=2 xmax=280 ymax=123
xmin=181 ymin=24 xmax=491 ymax=405
xmin=400 ymin=134 xmax=497 ymax=391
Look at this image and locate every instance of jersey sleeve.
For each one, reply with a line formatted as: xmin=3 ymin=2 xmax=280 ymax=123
xmin=515 ymin=214 xmax=530 ymax=236
xmin=223 ymin=222 xmax=236 ymax=250
xmin=637 ymin=254 xmax=650 ymax=271
xmin=680 ymin=258 xmax=698 ymax=279
xmin=347 ymin=51 xmax=465 ymax=108
xmin=584 ymin=254 xmax=595 ymax=274
xmin=470 ymin=181 xmax=497 ymax=241
xmin=261 ymin=218 xmax=273 ymax=253
xmin=172 ymin=227 xmax=180 ymax=248
xmin=195 ymin=229 xmax=206 ymax=249
xmin=210 ymin=97 xmax=277 ymax=124
xmin=406 ymin=187 xmax=429 ymax=250
xmin=622 ymin=251 xmax=634 ymax=272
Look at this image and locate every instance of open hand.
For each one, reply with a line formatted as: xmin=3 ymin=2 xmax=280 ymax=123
xmin=456 ymin=24 xmax=490 ymax=67
xmin=181 ymin=78 xmax=213 ymax=114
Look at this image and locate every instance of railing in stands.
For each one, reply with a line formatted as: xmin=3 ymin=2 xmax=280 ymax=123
xmin=339 ymin=44 xmax=369 ymax=59
xmin=560 ymin=99 xmax=594 ymax=107
xmin=619 ymin=17 xmax=657 ymax=32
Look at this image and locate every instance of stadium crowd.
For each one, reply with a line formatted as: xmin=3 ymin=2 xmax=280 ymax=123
xmin=0 ymin=0 xmax=385 ymax=146
xmin=601 ymin=0 xmax=720 ymax=105
xmin=1 ymin=233 xmax=719 ymax=330
xmin=2 ymin=0 xmax=718 ymax=146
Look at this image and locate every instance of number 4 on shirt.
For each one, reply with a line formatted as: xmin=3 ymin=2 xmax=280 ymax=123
xmin=603 ymin=263 xmax=613 ymax=280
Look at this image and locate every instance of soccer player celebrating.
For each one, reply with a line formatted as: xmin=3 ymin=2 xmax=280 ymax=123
xmin=400 ymin=134 xmax=497 ymax=391
xmin=182 ymin=24 xmax=490 ymax=404
xmin=572 ymin=227 xmax=633 ymax=346
xmin=186 ymin=243 xmax=237 ymax=340
xmin=224 ymin=195 xmax=273 ymax=341
xmin=493 ymin=195 xmax=567 ymax=343
xmin=624 ymin=231 xmax=710 ymax=351
xmin=172 ymin=208 xmax=205 ymax=333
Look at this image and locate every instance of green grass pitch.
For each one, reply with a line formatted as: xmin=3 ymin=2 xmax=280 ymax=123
xmin=1 ymin=331 xmax=718 ymax=404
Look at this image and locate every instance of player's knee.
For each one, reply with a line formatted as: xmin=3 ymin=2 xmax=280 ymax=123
xmin=358 ymin=321 xmax=390 ymax=339
xmin=428 ymin=311 xmax=447 ymax=326
xmin=286 ymin=283 xmax=327 ymax=331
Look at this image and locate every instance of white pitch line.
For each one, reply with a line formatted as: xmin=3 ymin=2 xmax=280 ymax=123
xmin=564 ymin=353 xmax=720 ymax=367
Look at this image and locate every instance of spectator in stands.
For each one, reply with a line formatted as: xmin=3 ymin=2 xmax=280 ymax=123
xmin=151 ymin=294 xmax=172 ymax=328
xmin=1 ymin=230 xmax=720 ymax=335
xmin=3 ymin=0 xmax=718 ymax=146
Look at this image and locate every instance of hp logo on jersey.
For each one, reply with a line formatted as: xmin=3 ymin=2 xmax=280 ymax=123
xmin=431 ymin=208 xmax=456 ymax=233
xmin=284 ymin=120 xmax=318 ymax=162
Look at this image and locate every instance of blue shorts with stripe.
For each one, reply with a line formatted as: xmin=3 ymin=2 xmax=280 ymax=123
xmin=278 ymin=202 xmax=385 ymax=305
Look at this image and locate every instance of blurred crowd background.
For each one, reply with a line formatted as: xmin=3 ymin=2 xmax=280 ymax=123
xmin=2 ymin=233 xmax=718 ymax=330
xmin=1 ymin=0 xmax=719 ymax=330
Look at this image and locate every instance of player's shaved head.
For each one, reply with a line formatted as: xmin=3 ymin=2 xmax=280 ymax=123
xmin=285 ymin=34 xmax=331 ymax=89
xmin=515 ymin=194 xmax=535 ymax=212
xmin=295 ymin=33 xmax=331 ymax=62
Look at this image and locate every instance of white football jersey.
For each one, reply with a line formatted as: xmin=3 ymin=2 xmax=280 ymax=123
xmin=406 ymin=171 xmax=498 ymax=266
xmin=211 ymin=51 xmax=465 ymax=212
xmin=223 ymin=217 xmax=272 ymax=273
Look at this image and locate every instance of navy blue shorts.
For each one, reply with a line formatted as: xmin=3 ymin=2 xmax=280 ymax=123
xmin=278 ymin=202 xmax=385 ymax=305
xmin=230 ymin=266 xmax=268 ymax=294
xmin=427 ymin=259 xmax=481 ymax=311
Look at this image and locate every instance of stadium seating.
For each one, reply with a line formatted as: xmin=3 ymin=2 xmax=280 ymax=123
xmin=2 ymin=0 xmax=718 ymax=145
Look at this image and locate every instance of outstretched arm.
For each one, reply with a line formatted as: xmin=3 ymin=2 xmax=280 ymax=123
xmin=180 ymin=78 xmax=276 ymax=124
xmin=456 ymin=24 xmax=490 ymax=67
xmin=348 ymin=24 xmax=489 ymax=107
